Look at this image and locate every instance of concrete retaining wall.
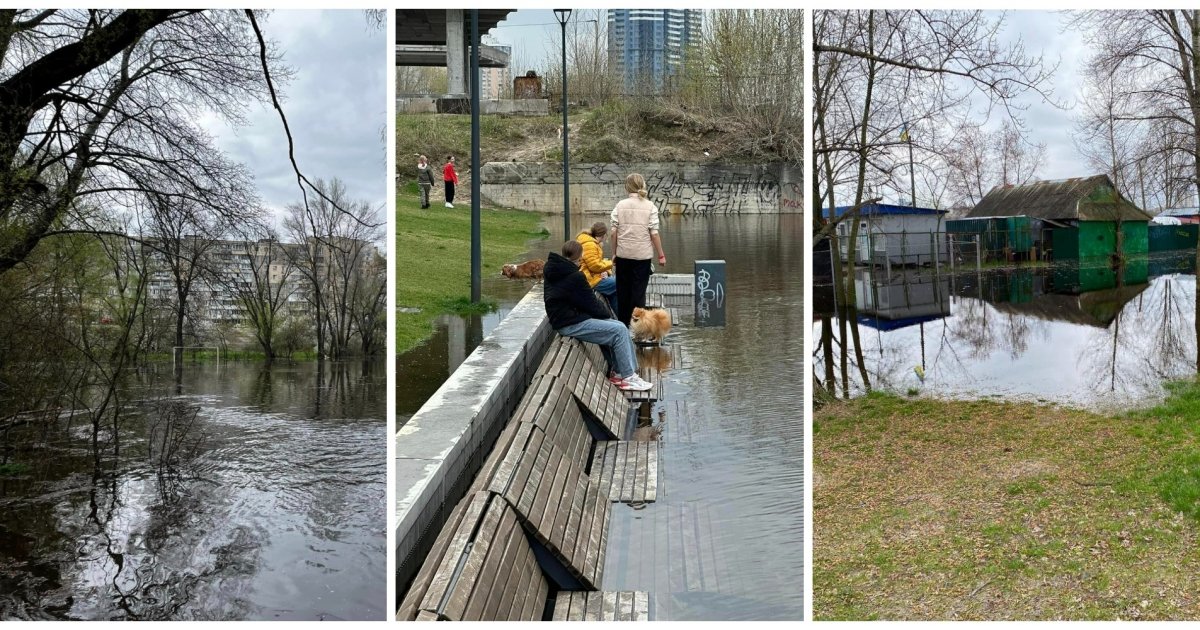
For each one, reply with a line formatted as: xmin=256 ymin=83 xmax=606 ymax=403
xmin=397 ymin=97 xmax=550 ymax=116
xmin=395 ymin=286 xmax=552 ymax=599
xmin=481 ymin=161 xmax=803 ymax=215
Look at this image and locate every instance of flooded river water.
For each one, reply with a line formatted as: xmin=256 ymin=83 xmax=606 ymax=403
xmin=814 ymin=253 xmax=1200 ymax=410
xmin=0 ymin=360 xmax=386 ymax=620
xmin=397 ymin=212 xmax=805 ymax=620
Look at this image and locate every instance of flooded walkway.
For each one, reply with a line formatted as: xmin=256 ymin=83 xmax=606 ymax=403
xmin=396 ymin=213 xmax=805 ymax=620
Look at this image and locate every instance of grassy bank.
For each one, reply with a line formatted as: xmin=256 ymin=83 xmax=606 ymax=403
xmin=396 ymin=183 xmax=547 ymax=354
xmin=396 ymin=101 xmax=754 ymax=179
xmin=814 ymin=384 xmax=1200 ymax=620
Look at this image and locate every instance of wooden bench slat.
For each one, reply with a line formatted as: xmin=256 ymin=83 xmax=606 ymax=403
xmin=646 ymin=441 xmax=658 ymax=501
xmin=586 ymin=479 xmax=610 ymax=587
xmin=489 ymin=422 xmax=534 ymax=495
xmin=552 ymin=594 xmax=569 ymax=621
xmin=505 ymin=429 xmax=544 ymax=505
xmin=548 ymin=459 xmax=576 ymax=552
xmin=537 ymin=452 xmax=572 ymax=546
xmin=634 ymin=441 xmax=651 ymax=502
xmin=584 ymin=588 xmax=603 ymax=621
xmin=618 ymin=591 xmax=635 ymax=621
xmin=461 ymin=505 xmax=519 ymax=620
xmin=602 ymin=591 xmax=618 ymax=621
xmin=398 ymin=491 xmax=469 ymax=619
xmin=479 ymin=513 xmax=526 ymax=620
xmin=517 ymin=434 xmax=551 ymax=517
xmin=572 ymin=478 xmax=597 ymax=581
xmin=569 ymin=591 xmax=587 ymax=621
xmin=442 ymin=495 xmax=506 ymax=620
xmin=527 ymin=447 xmax=564 ymax=540
xmin=414 ymin=610 xmax=439 ymax=621
xmin=635 ymin=591 xmax=649 ymax=621
xmin=520 ymin=551 xmax=548 ymax=620
xmin=418 ymin=492 xmax=490 ymax=613
xmin=622 ymin=440 xmax=640 ymax=500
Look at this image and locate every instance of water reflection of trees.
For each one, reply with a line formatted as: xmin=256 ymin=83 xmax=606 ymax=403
xmin=1081 ymin=276 xmax=1197 ymax=396
xmin=817 ymin=263 xmax=1200 ymax=403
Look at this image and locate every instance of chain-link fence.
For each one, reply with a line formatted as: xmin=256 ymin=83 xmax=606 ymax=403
xmin=836 ymin=229 xmax=1050 ymax=272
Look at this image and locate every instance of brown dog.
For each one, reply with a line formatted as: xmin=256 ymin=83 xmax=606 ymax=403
xmin=501 ymin=259 xmax=544 ymax=279
xmin=631 ymin=307 xmax=672 ymax=344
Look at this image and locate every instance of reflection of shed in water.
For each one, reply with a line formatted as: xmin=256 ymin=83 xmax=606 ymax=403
xmin=853 ymin=269 xmax=951 ymax=330
xmin=1051 ymin=258 xmax=1149 ymax=294
xmin=968 ymin=175 xmax=1151 ymax=261
xmin=985 ymin=282 xmax=1149 ymax=328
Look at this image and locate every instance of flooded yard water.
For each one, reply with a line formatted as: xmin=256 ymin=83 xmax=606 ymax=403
xmin=396 ymin=212 xmax=805 ymax=620
xmin=0 ymin=360 xmax=386 ymax=620
xmin=814 ymin=253 xmax=1200 ymax=410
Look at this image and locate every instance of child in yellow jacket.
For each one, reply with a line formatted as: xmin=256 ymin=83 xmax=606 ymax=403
xmin=576 ymin=222 xmax=618 ymax=316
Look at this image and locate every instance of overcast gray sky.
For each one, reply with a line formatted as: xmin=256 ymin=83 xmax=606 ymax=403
xmin=199 ymin=10 xmax=387 ymax=228
xmin=988 ymin=11 xmax=1086 ymax=180
xmin=488 ymin=9 xmax=607 ymax=76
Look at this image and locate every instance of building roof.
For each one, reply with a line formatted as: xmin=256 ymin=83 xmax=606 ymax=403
xmin=832 ymin=203 xmax=947 ymax=218
xmin=967 ymin=175 xmax=1151 ymax=222
xmin=1157 ymin=207 xmax=1200 ymax=217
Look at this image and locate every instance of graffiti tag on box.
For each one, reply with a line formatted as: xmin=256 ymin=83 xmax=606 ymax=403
xmin=695 ymin=268 xmax=726 ymax=326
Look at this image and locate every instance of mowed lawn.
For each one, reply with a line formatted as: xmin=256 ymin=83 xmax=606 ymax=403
xmin=396 ymin=183 xmax=547 ymax=353
xmin=814 ymin=383 xmax=1200 ymax=620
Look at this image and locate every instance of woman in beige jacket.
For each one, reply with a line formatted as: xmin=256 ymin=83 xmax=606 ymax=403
xmin=610 ymin=173 xmax=666 ymax=326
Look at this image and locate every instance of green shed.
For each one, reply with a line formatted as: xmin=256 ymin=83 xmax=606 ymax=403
xmin=967 ymin=175 xmax=1151 ymax=261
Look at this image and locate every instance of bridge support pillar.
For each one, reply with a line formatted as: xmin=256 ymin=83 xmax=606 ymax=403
xmin=445 ymin=9 xmax=468 ymax=97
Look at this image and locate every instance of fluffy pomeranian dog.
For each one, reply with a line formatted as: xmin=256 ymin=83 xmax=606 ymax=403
xmin=501 ymin=259 xmax=544 ymax=279
xmin=630 ymin=307 xmax=671 ymax=344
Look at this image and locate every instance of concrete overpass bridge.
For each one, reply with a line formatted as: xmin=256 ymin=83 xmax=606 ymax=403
xmin=396 ymin=9 xmax=515 ymax=97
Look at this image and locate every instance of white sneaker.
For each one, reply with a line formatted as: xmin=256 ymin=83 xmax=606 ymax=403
xmin=445 ymin=202 xmax=454 ymax=208
xmin=617 ymin=374 xmax=653 ymax=391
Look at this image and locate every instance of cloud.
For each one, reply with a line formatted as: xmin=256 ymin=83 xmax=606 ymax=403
xmin=200 ymin=10 xmax=387 ymax=226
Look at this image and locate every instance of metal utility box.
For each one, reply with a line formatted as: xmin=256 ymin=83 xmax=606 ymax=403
xmin=694 ymin=260 xmax=726 ymax=327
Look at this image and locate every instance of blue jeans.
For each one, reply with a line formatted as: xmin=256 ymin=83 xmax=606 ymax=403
xmin=556 ymin=318 xmax=636 ymax=378
xmin=594 ymin=276 xmax=618 ymax=315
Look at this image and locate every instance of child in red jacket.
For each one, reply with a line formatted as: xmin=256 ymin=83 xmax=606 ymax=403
xmin=443 ymin=156 xmax=458 ymax=208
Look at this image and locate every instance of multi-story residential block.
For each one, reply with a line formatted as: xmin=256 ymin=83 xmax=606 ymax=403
xmin=607 ymin=9 xmax=703 ymax=95
xmin=480 ymin=45 xmax=511 ymax=100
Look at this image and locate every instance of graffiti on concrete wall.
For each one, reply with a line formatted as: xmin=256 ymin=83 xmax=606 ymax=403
xmin=644 ymin=169 xmax=780 ymax=215
xmin=480 ymin=162 xmax=791 ymax=214
xmin=781 ymin=182 xmax=803 ymax=211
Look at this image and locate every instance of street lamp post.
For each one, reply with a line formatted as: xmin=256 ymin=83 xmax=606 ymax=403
xmin=555 ymin=8 xmax=571 ymax=238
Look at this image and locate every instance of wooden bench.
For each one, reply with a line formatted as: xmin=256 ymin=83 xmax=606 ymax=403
xmin=510 ymin=374 xmax=594 ymax=470
xmin=398 ymin=491 xmax=549 ymax=621
xmin=552 ymin=591 xmax=650 ymax=621
xmin=483 ymin=421 xmax=610 ymax=589
xmin=536 ymin=336 xmax=629 ymax=438
xmin=590 ymin=440 xmax=658 ymax=503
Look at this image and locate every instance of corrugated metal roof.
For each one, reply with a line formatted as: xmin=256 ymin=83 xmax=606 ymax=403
xmin=832 ymin=203 xmax=947 ymax=218
xmin=967 ymin=174 xmax=1151 ymax=222
xmin=1158 ymin=207 xmax=1200 ymax=217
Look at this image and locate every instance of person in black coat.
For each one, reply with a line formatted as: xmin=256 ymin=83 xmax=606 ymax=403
xmin=544 ymin=241 xmax=652 ymax=391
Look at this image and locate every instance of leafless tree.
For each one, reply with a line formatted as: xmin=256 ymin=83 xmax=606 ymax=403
xmin=814 ymin=10 xmax=1058 ymax=396
xmin=0 ymin=9 xmax=283 ymax=276
xmin=283 ymin=178 xmax=380 ymax=360
xmin=226 ymin=231 xmax=296 ymax=360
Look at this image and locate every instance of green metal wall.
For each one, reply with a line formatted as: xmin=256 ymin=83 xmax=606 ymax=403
xmin=1051 ymin=221 xmax=1148 ymax=260
xmin=946 ymin=216 xmax=1033 ymax=256
xmin=1149 ymin=224 xmax=1199 ymax=252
